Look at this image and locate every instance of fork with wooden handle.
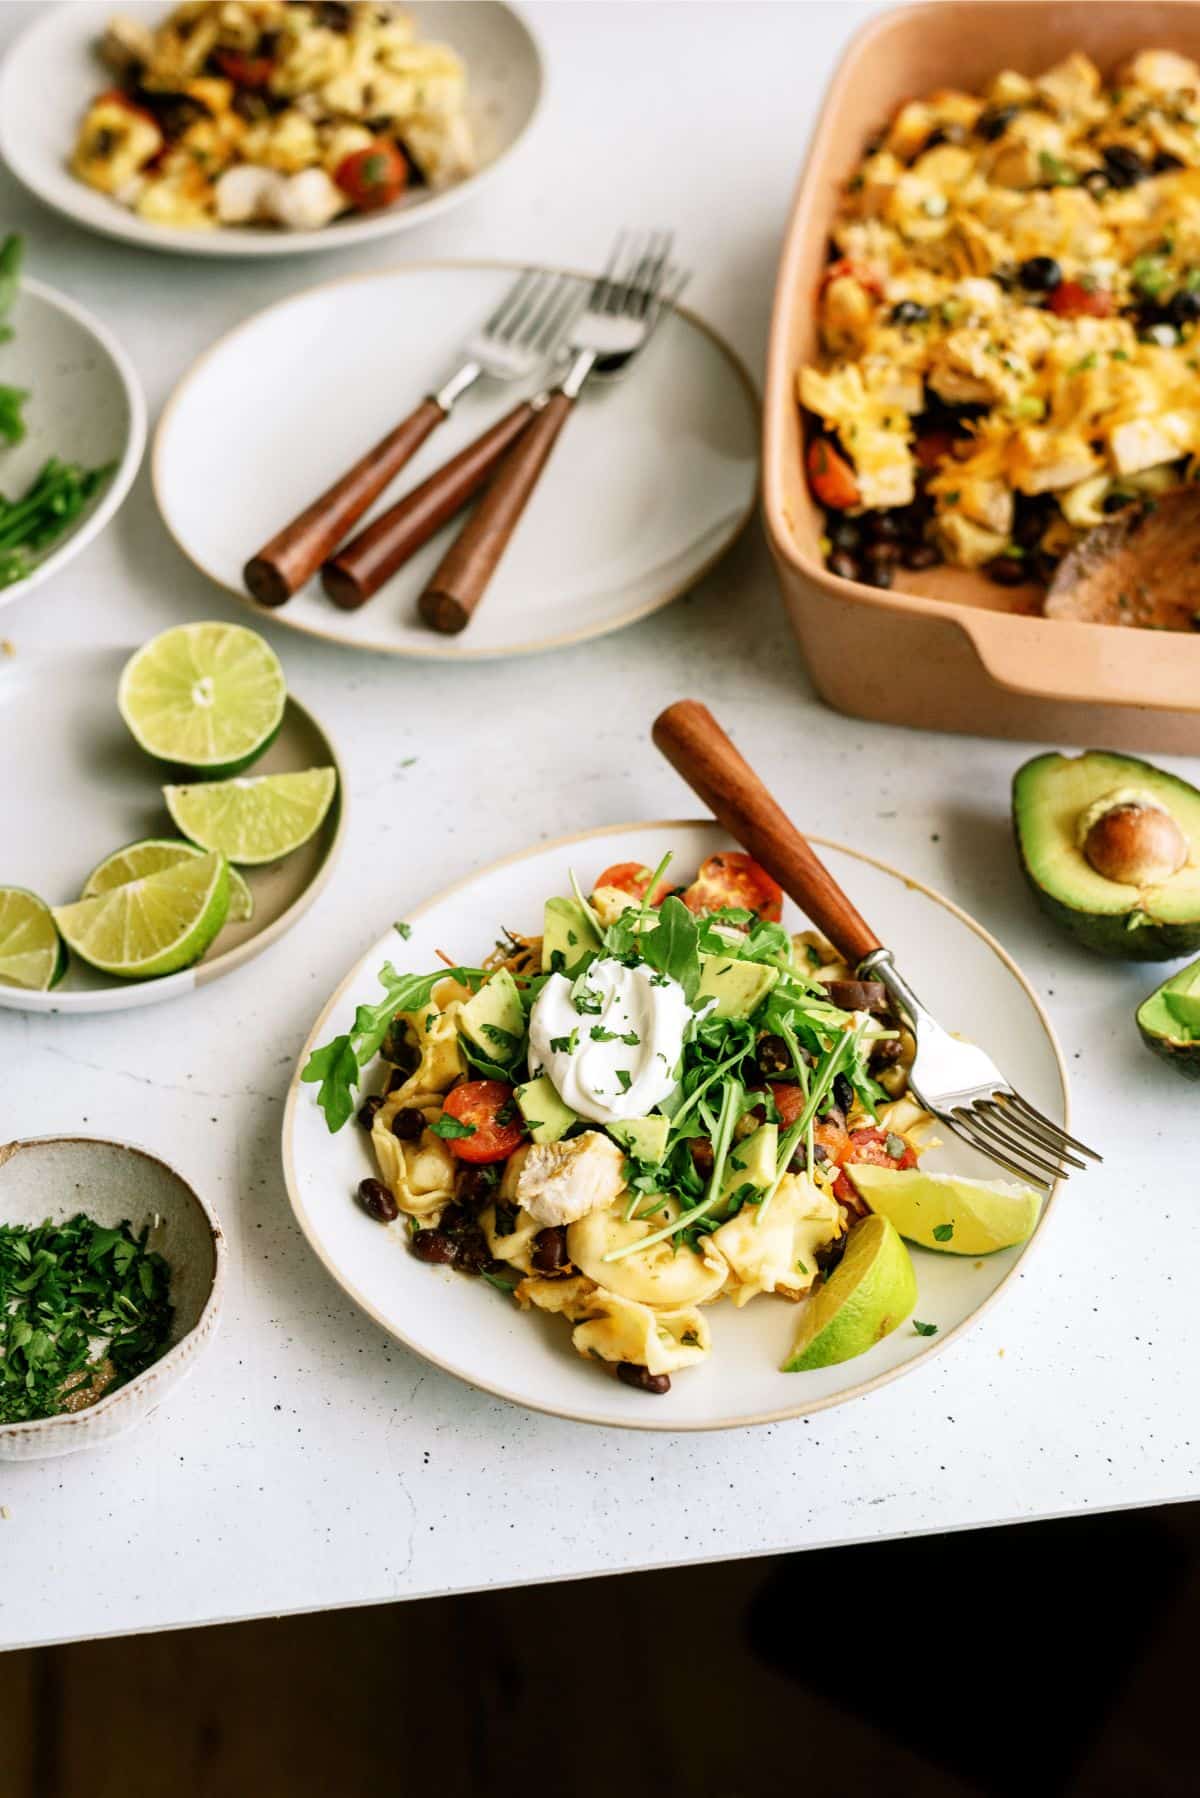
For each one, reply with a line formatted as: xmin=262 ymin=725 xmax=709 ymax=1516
xmin=418 ymin=230 xmax=679 ymax=636
xmin=652 ymin=699 xmax=1102 ymax=1188
xmin=242 ymin=269 xmax=579 ymax=609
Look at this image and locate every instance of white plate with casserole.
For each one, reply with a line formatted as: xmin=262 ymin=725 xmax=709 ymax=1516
xmin=153 ymin=261 xmax=760 ymax=660
xmin=0 ymin=1 xmax=544 ymax=258
xmin=282 ymin=819 xmax=1070 ymax=1432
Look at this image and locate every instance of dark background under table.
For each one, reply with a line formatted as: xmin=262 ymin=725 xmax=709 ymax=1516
xmin=3 ymin=1503 xmax=1198 ymax=1798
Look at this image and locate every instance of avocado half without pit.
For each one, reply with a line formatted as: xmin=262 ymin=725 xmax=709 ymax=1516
xmin=1137 ymin=959 xmax=1200 ymax=1080
xmin=1013 ymin=750 xmax=1200 ymax=959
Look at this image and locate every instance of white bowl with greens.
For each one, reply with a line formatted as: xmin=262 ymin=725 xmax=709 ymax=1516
xmin=0 ymin=1135 xmax=225 ymax=1460
xmin=0 ymin=238 xmax=144 ymax=612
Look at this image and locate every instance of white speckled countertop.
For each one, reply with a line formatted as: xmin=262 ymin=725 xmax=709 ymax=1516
xmin=1 ymin=0 xmax=1196 ymax=1652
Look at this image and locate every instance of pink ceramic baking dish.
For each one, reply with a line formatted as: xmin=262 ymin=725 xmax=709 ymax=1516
xmin=763 ymin=0 xmax=1200 ymax=749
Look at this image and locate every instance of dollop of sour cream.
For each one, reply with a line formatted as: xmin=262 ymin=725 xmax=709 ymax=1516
xmin=527 ymin=957 xmax=689 ymax=1124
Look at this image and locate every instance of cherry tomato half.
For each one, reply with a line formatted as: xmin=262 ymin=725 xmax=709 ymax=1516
xmin=1048 ymin=280 xmax=1113 ymax=319
xmin=807 ymin=437 xmax=861 ymax=510
xmin=213 ymin=50 xmax=275 ymax=88
xmin=440 ymin=1080 xmax=525 ymax=1164
xmin=832 ymin=1125 xmax=918 ymax=1201
xmin=335 ymin=140 xmax=408 ymax=212
xmin=683 ymin=852 xmax=784 ymax=923
xmin=594 ymin=861 xmax=673 ymax=905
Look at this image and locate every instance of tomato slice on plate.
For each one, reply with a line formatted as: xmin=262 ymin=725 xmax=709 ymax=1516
xmin=440 ymin=1080 xmax=525 ymax=1164
xmin=1048 ymin=281 xmax=1113 ymax=319
xmin=683 ymin=852 xmax=784 ymax=922
xmin=594 ymin=861 xmax=672 ymax=904
xmin=336 ymin=140 xmax=408 ymax=212
xmin=832 ymin=1125 xmax=917 ymax=1201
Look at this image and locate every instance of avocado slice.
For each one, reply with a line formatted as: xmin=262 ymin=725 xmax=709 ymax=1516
xmin=1013 ymin=750 xmax=1200 ymax=959
xmin=541 ymin=896 xmax=601 ymax=973
xmin=460 ymin=967 xmax=525 ymax=1063
xmin=608 ymin=1115 xmax=670 ymax=1164
xmin=696 ymin=952 xmax=779 ymax=1018
xmin=1137 ymin=958 xmax=1200 ymax=1078
xmin=515 ymin=1073 xmax=578 ymax=1143
xmin=721 ymin=1122 xmax=779 ymax=1206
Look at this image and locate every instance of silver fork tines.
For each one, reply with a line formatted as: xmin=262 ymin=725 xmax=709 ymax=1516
xmin=859 ymin=949 xmax=1102 ymax=1190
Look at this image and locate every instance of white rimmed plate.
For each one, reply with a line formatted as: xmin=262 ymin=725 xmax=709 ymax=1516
xmin=283 ymin=820 xmax=1069 ymax=1433
xmin=0 ymin=645 xmax=345 ymax=1014
xmin=153 ymin=261 xmax=760 ymax=660
xmin=0 ymin=276 xmax=144 ymax=615
xmin=0 ymin=2 xmax=544 ymax=258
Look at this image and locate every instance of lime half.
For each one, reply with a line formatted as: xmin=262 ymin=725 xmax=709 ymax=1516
xmin=0 ymin=887 xmax=66 ymax=991
xmin=849 ymin=1164 xmax=1042 ymax=1255
xmin=82 ymin=837 xmax=253 ymax=923
xmin=164 ymin=767 xmax=336 ymax=865
xmin=783 ymin=1214 xmax=917 ymax=1371
xmin=118 ymin=622 xmax=286 ymax=775
xmin=53 ymin=852 xmax=230 ymax=979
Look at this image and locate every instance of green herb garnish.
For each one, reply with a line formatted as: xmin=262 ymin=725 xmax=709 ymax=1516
xmin=431 ymin=1115 xmax=476 ymax=1141
xmin=932 ymin=1222 xmax=955 ymax=1242
xmin=913 ymin=1318 xmax=939 ymax=1337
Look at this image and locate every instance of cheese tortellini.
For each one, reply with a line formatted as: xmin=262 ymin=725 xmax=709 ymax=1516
xmin=711 ymin=1176 xmax=843 ymax=1308
xmin=516 ymin=1276 xmax=712 ymax=1377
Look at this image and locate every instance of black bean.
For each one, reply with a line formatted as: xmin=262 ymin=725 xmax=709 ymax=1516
xmin=833 ymin=1073 xmax=854 ymax=1115
xmin=380 ymin=1019 xmax=418 ymax=1068
xmin=828 ymin=550 xmax=863 ymax=583
xmin=984 ymin=554 xmax=1030 ymax=587
xmin=890 ymin=299 xmax=930 ymax=326
xmin=1018 ymin=255 xmax=1062 ymax=293
xmin=411 ymin=1227 xmax=454 ymax=1264
xmin=1168 ymin=288 xmax=1200 ymax=327
xmin=901 ymin=541 xmax=940 ymax=570
xmin=314 ymin=0 xmax=352 ymax=28
xmin=1081 ymin=167 xmax=1111 ymax=198
xmin=755 ymin=1033 xmax=792 ymax=1075
xmin=818 ymin=1102 xmax=847 ymax=1132
xmin=452 ymin=1228 xmax=491 ymax=1276
xmin=865 ymin=538 xmax=902 ymax=568
xmin=1102 ymin=144 xmax=1149 ymax=188
xmin=531 ymin=1227 xmax=569 ymax=1274
xmin=616 ymin=1362 xmax=671 ymax=1395
xmin=863 ymin=559 xmax=894 ymax=590
xmin=438 ymin=1201 xmax=472 ymax=1236
xmin=356 ymin=1095 xmax=384 ymax=1131
xmin=866 ymin=510 xmax=904 ymax=542
xmin=1153 ymin=150 xmax=1184 ymax=173
xmin=690 ymin=1139 xmax=715 ymax=1179
xmin=869 ymin=1037 xmax=904 ymax=1070
xmin=390 ymin=1106 xmax=425 ymax=1142
xmin=456 ymin=1165 xmax=498 ymax=1207
xmin=828 ymin=514 xmax=862 ymax=550
xmin=976 ymin=105 xmax=1017 ymax=142
xmin=358 ymin=1178 xmax=398 ymax=1224
xmin=815 ymin=1235 xmax=848 ymax=1275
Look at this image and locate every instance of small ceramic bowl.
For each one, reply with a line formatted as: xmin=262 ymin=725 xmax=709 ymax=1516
xmin=0 ymin=1136 xmax=224 ymax=1460
xmin=0 ymin=275 xmax=145 ymax=617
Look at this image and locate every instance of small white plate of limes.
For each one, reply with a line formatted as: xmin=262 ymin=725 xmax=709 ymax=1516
xmin=0 ymin=623 xmax=345 ymax=1013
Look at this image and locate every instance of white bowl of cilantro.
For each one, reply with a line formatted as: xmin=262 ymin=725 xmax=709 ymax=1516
xmin=0 ymin=235 xmax=144 ymax=609
xmin=0 ymin=1135 xmax=224 ymax=1460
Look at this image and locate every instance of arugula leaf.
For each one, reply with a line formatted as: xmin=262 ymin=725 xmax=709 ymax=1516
xmin=637 ymin=895 xmax=700 ymax=1000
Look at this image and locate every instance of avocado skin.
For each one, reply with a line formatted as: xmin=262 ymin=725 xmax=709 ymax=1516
xmin=1013 ymin=750 xmax=1200 ymax=961
xmin=1136 ymin=1021 xmax=1200 ymax=1079
xmin=1136 ymin=960 xmax=1200 ymax=1078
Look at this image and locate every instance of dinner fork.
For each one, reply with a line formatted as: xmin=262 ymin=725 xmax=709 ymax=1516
xmin=243 ymin=269 xmax=580 ymax=608
xmin=418 ymin=229 xmax=681 ymax=635
xmin=652 ymin=700 xmax=1102 ymax=1191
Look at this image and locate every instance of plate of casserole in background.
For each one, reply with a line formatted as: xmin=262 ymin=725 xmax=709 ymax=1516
xmin=0 ymin=1 xmax=544 ymax=257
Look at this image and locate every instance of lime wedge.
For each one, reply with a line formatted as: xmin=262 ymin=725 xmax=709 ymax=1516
xmin=118 ymin=622 xmax=286 ymax=775
xmin=53 ymin=852 xmax=230 ymax=979
xmin=82 ymin=837 xmax=253 ymax=922
xmin=848 ymin=1164 xmax=1042 ymax=1255
xmin=164 ymin=767 xmax=336 ymax=865
xmin=783 ymin=1214 xmax=917 ymax=1371
xmin=0 ymin=887 xmax=66 ymax=991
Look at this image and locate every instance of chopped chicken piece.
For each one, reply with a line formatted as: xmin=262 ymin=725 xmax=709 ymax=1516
xmin=515 ymin=1132 xmax=626 ymax=1229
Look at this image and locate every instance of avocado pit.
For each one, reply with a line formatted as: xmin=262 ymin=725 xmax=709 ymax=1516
xmin=1078 ymin=790 xmax=1189 ymax=888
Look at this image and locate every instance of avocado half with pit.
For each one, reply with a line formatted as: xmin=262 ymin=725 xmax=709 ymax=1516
xmin=1013 ymin=750 xmax=1200 ymax=959
xmin=1137 ymin=959 xmax=1200 ymax=1079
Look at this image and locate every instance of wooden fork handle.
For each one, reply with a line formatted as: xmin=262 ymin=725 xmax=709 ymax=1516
xmin=651 ymin=699 xmax=883 ymax=967
xmin=243 ymin=396 xmax=446 ymax=608
xmin=418 ymin=391 xmax=574 ymax=634
xmin=321 ymin=399 xmax=541 ymax=610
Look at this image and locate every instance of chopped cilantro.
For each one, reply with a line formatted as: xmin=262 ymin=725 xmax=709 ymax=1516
xmin=393 ymin=920 xmax=412 ymax=940
xmin=913 ymin=1318 xmax=939 ymax=1337
xmin=431 ymin=1115 xmax=476 ymax=1140
xmin=932 ymin=1222 xmax=955 ymax=1242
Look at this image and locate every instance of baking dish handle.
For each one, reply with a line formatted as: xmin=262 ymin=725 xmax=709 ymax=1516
xmin=959 ymin=613 xmax=1200 ymax=714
